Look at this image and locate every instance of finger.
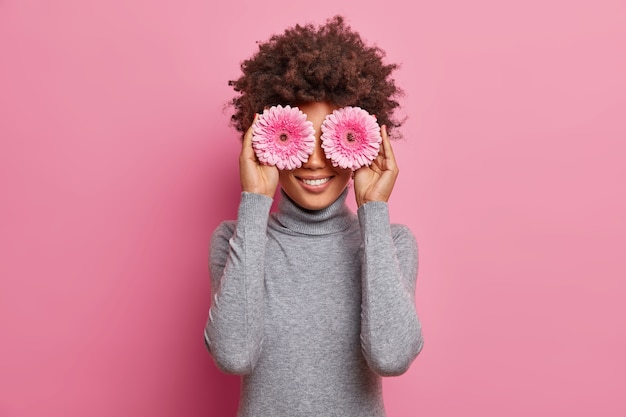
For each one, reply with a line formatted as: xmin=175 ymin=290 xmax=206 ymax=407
xmin=241 ymin=114 xmax=258 ymax=160
xmin=380 ymin=125 xmax=395 ymax=160
xmin=385 ymin=128 xmax=400 ymax=170
xmin=243 ymin=114 xmax=257 ymax=146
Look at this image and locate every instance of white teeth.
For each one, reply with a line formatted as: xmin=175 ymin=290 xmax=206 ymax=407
xmin=302 ymin=178 xmax=330 ymax=186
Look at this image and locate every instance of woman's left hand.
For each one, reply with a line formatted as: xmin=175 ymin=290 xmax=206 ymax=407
xmin=353 ymin=125 xmax=399 ymax=207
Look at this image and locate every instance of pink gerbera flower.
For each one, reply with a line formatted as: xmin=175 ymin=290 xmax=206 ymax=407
xmin=321 ymin=106 xmax=382 ymax=170
xmin=252 ymin=105 xmax=315 ymax=170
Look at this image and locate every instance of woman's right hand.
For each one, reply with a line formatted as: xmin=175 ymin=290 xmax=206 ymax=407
xmin=239 ymin=114 xmax=279 ymax=198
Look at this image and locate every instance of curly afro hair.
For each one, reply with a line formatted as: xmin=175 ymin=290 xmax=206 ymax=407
xmin=228 ymin=15 xmax=403 ymax=138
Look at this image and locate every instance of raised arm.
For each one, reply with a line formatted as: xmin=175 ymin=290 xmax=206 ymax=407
xmin=358 ymin=203 xmax=424 ymax=376
xmin=204 ymin=193 xmax=272 ymax=374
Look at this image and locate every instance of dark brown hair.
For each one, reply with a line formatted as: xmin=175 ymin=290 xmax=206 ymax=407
xmin=228 ymin=16 xmax=403 ymax=138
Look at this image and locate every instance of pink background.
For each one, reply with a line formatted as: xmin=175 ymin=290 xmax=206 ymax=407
xmin=1 ymin=0 xmax=625 ymax=416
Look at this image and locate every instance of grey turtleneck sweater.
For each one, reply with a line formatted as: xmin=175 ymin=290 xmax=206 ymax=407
xmin=204 ymin=189 xmax=423 ymax=417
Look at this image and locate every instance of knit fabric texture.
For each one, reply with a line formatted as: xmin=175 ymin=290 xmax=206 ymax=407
xmin=205 ymin=188 xmax=423 ymax=416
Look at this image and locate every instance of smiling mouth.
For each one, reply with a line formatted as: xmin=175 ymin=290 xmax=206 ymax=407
xmin=300 ymin=177 xmax=331 ymax=186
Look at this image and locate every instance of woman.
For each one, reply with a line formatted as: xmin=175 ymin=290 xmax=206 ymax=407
xmin=204 ymin=16 xmax=424 ymax=416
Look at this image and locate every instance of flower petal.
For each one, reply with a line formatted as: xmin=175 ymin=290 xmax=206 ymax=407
xmin=252 ymin=105 xmax=316 ymax=170
xmin=321 ymin=106 xmax=382 ymax=171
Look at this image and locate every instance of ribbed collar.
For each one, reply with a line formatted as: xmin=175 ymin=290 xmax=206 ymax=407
xmin=271 ymin=188 xmax=356 ymax=235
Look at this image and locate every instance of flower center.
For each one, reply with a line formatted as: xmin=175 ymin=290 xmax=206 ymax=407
xmin=346 ymin=132 xmax=356 ymax=142
xmin=279 ymin=133 xmax=288 ymax=142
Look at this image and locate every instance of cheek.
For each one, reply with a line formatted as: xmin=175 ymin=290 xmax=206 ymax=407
xmin=278 ymin=171 xmax=295 ymax=188
xmin=336 ymin=169 xmax=353 ymax=185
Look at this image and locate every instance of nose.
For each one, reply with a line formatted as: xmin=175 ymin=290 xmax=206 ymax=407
xmin=302 ymin=137 xmax=327 ymax=169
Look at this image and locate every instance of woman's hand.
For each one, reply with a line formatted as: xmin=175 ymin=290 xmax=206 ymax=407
xmin=353 ymin=125 xmax=399 ymax=207
xmin=239 ymin=115 xmax=279 ymax=198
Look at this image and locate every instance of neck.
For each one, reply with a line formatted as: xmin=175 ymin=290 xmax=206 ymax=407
xmin=273 ymin=188 xmax=355 ymax=235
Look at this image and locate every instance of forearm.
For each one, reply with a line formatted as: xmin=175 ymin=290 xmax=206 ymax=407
xmin=204 ymin=192 xmax=272 ymax=374
xmin=358 ymin=201 xmax=424 ymax=376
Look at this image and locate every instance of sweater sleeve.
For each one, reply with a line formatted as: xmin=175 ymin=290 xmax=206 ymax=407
xmin=358 ymin=201 xmax=424 ymax=376
xmin=204 ymin=192 xmax=273 ymax=375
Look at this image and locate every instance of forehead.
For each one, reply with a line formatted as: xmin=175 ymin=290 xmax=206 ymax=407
xmin=295 ymin=102 xmax=340 ymax=123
